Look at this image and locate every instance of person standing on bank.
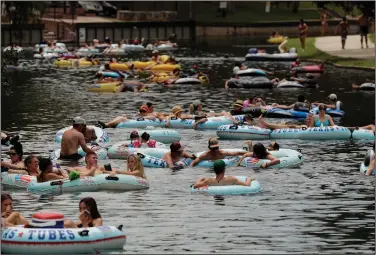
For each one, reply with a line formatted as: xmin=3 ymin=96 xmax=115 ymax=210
xmin=358 ymin=13 xmax=370 ymax=49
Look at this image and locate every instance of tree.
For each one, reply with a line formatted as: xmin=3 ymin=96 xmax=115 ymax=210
xmin=2 ymin=1 xmax=47 ymax=24
xmin=314 ymin=1 xmax=374 ymax=17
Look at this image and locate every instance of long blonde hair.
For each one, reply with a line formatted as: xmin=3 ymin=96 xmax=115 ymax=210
xmin=189 ymin=104 xmax=195 ymax=114
xmin=127 ymin=154 xmax=146 ymax=179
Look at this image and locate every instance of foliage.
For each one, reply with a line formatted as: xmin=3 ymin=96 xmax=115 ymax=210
xmin=1 ymin=49 xmax=20 ymax=95
xmin=314 ymin=1 xmax=375 ymax=17
xmin=3 ymin=1 xmax=47 ymax=24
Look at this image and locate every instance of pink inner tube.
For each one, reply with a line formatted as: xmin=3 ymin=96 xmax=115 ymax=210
xmin=293 ymin=65 xmax=324 ymax=73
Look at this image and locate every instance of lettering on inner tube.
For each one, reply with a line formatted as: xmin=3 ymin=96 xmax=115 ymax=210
xmin=26 ymin=229 xmax=75 ymax=240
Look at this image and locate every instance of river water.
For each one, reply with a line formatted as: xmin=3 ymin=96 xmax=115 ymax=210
xmin=1 ymin=46 xmax=375 ymax=254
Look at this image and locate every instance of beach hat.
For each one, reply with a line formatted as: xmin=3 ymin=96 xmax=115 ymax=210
xmin=172 ymin=106 xmax=183 ymax=115
xmin=233 ymin=99 xmax=244 ymax=108
xmin=208 ymin=137 xmax=220 ymax=149
xmin=73 ymin=117 xmax=86 ymax=125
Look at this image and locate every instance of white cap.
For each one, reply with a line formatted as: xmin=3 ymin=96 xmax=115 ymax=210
xmin=152 ymin=50 xmax=159 ymax=54
xmin=73 ymin=117 xmax=86 ymax=125
xmin=193 ymin=99 xmax=202 ymax=106
xmin=328 ymin=94 xmax=337 ymax=100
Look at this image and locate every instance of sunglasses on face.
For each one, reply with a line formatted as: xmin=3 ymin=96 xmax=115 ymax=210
xmin=210 ymin=147 xmax=219 ymax=151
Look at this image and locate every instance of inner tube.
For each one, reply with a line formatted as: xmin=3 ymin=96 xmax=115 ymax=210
xmin=98 ymin=71 xmax=122 ymax=78
xmin=291 ymin=65 xmax=324 ymax=74
xmin=173 ymin=77 xmax=201 ymax=84
xmin=264 ymin=108 xmax=309 ymax=119
xmin=117 ymin=119 xmax=162 ymax=128
xmin=34 ymin=53 xmax=58 ymax=59
xmin=88 ymin=82 xmax=121 ymax=93
xmin=227 ymin=77 xmax=273 ymax=89
xmin=55 ymin=126 xmax=109 ymax=144
xmin=136 ymin=129 xmax=181 ymax=144
xmin=137 ymin=153 xmax=192 ymax=168
xmin=240 ymin=149 xmax=303 ymax=168
xmin=277 ymin=81 xmax=318 ymax=89
xmin=191 ymin=176 xmax=262 ymax=195
xmin=110 ymin=62 xmax=180 ymax=71
xmin=216 ymin=124 xmax=271 ymax=140
xmin=55 ymin=59 xmax=95 ymax=67
xmin=267 ymin=36 xmax=286 ymax=44
xmin=1 ymin=173 xmax=36 ymax=189
xmin=2 ymin=225 xmax=126 ymax=254
xmin=105 ymin=49 xmax=127 ymax=56
xmin=271 ymin=126 xmax=351 ymax=140
xmin=27 ymin=174 xmax=149 ymax=194
xmin=312 ymin=106 xmax=344 ymax=117
xmin=236 ymin=68 xmax=267 ymax=77
xmin=359 ymin=83 xmax=375 ymax=90
xmin=245 ymin=52 xmax=298 ymax=62
xmin=242 ymin=106 xmax=267 ymax=117
xmin=360 ymin=149 xmax=375 ymax=175
xmin=160 ymin=116 xmax=234 ymax=130
xmin=107 ymin=142 xmax=168 ymax=159
xmin=195 ymin=149 xmax=245 ymax=167
xmin=352 ymin=129 xmax=375 ymax=140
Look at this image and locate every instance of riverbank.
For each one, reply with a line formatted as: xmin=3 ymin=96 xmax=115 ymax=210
xmin=285 ymin=37 xmax=375 ymax=69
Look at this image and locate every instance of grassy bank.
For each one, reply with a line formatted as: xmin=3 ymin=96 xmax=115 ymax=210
xmin=285 ymin=37 xmax=375 ymax=69
xmin=369 ymin=34 xmax=375 ymax=44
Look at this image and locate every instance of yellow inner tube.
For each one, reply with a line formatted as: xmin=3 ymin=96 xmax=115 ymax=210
xmin=88 ymin=82 xmax=121 ymax=93
xmin=110 ymin=62 xmax=180 ymax=72
xmin=267 ymin=36 xmax=286 ymax=44
xmin=55 ymin=59 xmax=98 ymax=67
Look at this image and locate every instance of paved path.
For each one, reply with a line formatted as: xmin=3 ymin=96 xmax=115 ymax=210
xmin=315 ymin=35 xmax=375 ymax=59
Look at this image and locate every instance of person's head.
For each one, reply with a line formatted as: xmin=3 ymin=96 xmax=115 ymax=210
xmin=234 ymin=62 xmax=242 ymax=68
xmin=79 ymin=197 xmax=101 ymax=220
xmin=1 ymin=193 xmax=13 ymax=214
xmin=127 ymin=154 xmax=145 ymax=178
xmin=300 ymin=19 xmax=304 ymax=24
xmin=84 ymin=127 xmax=97 ymax=143
xmin=9 ymin=142 xmax=23 ymax=163
xmin=146 ymin=102 xmax=154 ymax=113
xmin=318 ymin=104 xmax=327 ymax=115
xmin=243 ymin=114 xmax=254 ymax=124
xmin=328 ymin=93 xmax=337 ymax=102
xmin=271 ymin=31 xmax=277 ymax=37
xmin=152 ymin=50 xmax=159 ymax=56
xmin=233 ymin=99 xmax=244 ymax=111
xmin=24 ymin=155 xmax=39 ymax=171
xmin=130 ymin=130 xmax=140 ymax=140
xmin=172 ymin=68 xmax=180 ymax=76
xmin=85 ymin=152 xmax=98 ymax=166
xmin=297 ymin=95 xmax=305 ymax=102
xmin=290 ymin=70 xmax=297 ymax=77
xmin=191 ymin=99 xmax=202 ymax=112
xmin=104 ymin=63 xmax=110 ymax=70
xmin=172 ymin=105 xmax=183 ymax=117
xmin=208 ymin=137 xmax=220 ymax=151
xmin=170 ymin=142 xmax=184 ymax=154
xmin=139 ymin=105 xmax=149 ymax=116
xmin=305 ymin=113 xmax=313 ymax=125
xmin=213 ymin=159 xmax=226 ymax=175
xmin=342 ymin=16 xmax=347 ymax=22
xmin=141 ymin=132 xmax=150 ymax=143
xmin=253 ymin=143 xmax=268 ymax=159
xmin=39 ymin=158 xmax=53 ymax=173
xmin=267 ymin=141 xmax=280 ymax=151
xmin=296 ymin=58 xmax=301 ymax=64
xmin=73 ymin=116 xmax=87 ymax=133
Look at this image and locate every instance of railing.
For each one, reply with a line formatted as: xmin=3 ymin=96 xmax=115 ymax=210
xmin=1 ymin=24 xmax=45 ymax=46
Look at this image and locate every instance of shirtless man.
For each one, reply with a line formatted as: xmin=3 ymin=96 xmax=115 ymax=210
xmin=162 ymin=142 xmax=196 ymax=170
xmin=115 ymin=80 xmax=148 ymax=93
xmin=60 ymin=117 xmax=94 ymax=160
xmin=192 ymin=159 xmax=255 ymax=189
xmin=66 ymin=152 xmax=108 ymax=176
xmin=190 ymin=138 xmax=247 ymax=167
xmin=258 ymin=115 xmax=312 ymax=130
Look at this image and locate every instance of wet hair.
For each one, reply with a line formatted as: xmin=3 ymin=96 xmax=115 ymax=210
xmin=39 ymin=158 xmax=52 ymax=172
xmin=24 ymin=155 xmax=37 ymax=169
xmin=213 ymin=165 xmax=225 ymax=175
xmin=141 ymin=132 xmax=150 ymax=141
xmin=127 ymin=154 xmax=146 ymax=178
xmin=298 ymin=95 xmax=305 ymax=102
xmin=10 ymin=142 xmax=23 ymax=159
xmin=318 ymin=104 xmax=327 ymax=111
xmin=1 ymin=193 xmax=12 ymax=203
xmin=146 ymin=102 xmax=153 ymax=108
xmin=79 ymin=197 xmax=101 ymax=220
xmin=253 ymin=143 xmax=269 ymax=159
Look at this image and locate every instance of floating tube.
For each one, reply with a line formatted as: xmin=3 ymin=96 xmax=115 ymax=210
xmin=98 ymin=71 xmax=122 ymax=78
xmin=312 ymin=106 xmax=344 ymax=117
xmin=227 ymin=77 xmax=273 ymax=89
xmin=191 ymin=176 xmax=262 ymax=195
xmin=155 ymin=44 xmax=177 ymax=50
xmin=27 ymin=174 xmax=149 ymax=194
xmin=55 ymin=126 xmax=109 ymax=144
xmin=236 ymin=68 xmax=267 ymax=77
xmin=3 ymin=46 xmax=23 ymax=52
xmin=110 ymin=62 xmax=180 ymax=71
xmin=267 ymin=36 xmax=287 ymax=44
xmin=359 ymin=83 xmax=375 ymax=90
xmin=216 ymin=124 xmax=271 ymax=140
xmin=105 ymin=49 xmax=126 ymax=56
xmin=50 ymin=146 xmax=108 ymax=161
xmin=359 ymin=149 xmax=374 ymax=175
xmin=77 ymin=48 xmax=100 ymax=54
xmin=117 ymin=119 xmax=162 ymax=128
xmin=299 ymin=126 xmax=351 ymax=140
xmin=107 ymin=141 xmax=168 ymax=159
xmin=55 ymin=59 xmax=95 ymax=67
xmin=352 ymin=129 xmax=375 ymax=140
xmin=240 ymin=149 xmax=303 ymax=168
xmin=136 ymin=129 xmax=181 ymax=143
xmin=173 ymin=77 xmax=202 ymax=84
xmin=242 ymin=106 xmax=268 ymax=117
xmin=245 ymin=52 xmax=298 ymax=61
xmin=88 ymin=82 xmax=121 ymax=93
xmin=1 ymin=173 xmax=36 ymax=189
xmin=291 ymin=65 xmax=324 ymax=74
xmin=137 ymin=153 xmax=192 ymax=168
xmin=270 ymin=128 xmax=304 ymax=139
xmin=2 ymin=225 xmax=126 ymax=254
xmin=277 ymin=81 xmax=318 ymax=89
xmin=34 ymin=53 xmax=59 ymax=59
xmin=160 ymin=116 xmax=235 ymax=130
xmin=95 ymin=44 xmax=111 ymax=50
xmin=122 ymin=44 xmax=146 ymax=51
xmin=264 ymin=108 xmax=309 ymax=119
xmin=195 ymin=149 xmax=245 ymax=167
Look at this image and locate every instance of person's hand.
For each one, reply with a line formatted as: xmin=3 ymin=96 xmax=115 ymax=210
xmin=193 ymin=122 xmax=199 ymax=130
xmin=79 ymin=210 xmax=90 ymax=224
xmin=2 ymin=211 xmax=10 ymax=218
xmin=233 ymin=120 xmax=239 ymax=125
xmin=260 ymin=162 xmax=268 ymax=169
xmin=109 ymin=170 xmax=117 ymax=176
xmin=272 ymin=103 xmax=278 ymax=107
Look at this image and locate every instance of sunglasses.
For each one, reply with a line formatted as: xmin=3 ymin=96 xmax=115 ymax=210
xmin=9 ymin=153 xmax=17 ymax=156
xmin=210 ymin=147 xmax=219 ymax=151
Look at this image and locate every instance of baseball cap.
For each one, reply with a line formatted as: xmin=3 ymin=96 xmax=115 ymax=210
xmin=208 ymin=137 xmax=219 ymax=149
xmin=213 ymin=159 xmax=226 ymax=173
xmin=233 ymin=99 xmax=244 ymax=108
xmin=193 ymin=99 xmax=202 ymax=107
xmin=328 ymin=94 xmax=337 ymax=100
xmin=73 ymin=117 xmax=86 ymax=125
xmin=170 ymin=142 xmax=183 ymax=152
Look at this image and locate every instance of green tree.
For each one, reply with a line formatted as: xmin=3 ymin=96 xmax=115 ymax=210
xmin=314 ymin=1 xmax=374 ymax=17
xmin=2 ymin=1 xmax=47 ymax=24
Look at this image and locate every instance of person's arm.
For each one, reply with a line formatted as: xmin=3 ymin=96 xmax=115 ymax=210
xmin=327 ymin=115 xmax=335 ymax=126
xmin=163 ymin=154 xmax=175 ymax=169
xmin=225 ymin=80 xmax=229 ymax=89
xmin=44 ymin=173 xmax=67 ymax=182
xmin=302 ymin=24 xmax=308 ymax=33
xmin=93 ymin=218 xmax=103 ymax=227
xmin=193 ymin=118 xmax=208 ymax=129
xmin=260 ymin=154 xmax=280 ymax=168
xmin=236 ymin=152 xmax=252 ymax=166
xmin=309 ymin=115 xmax=316 ymax=127
xmin=366 ymin=157 xmax=375 ymax=176
xmin=183 ymin=151 xmax=196 ymax=160
xmin=192 ymin=178 xmax=209 ymax=189
xmin=180 ymin=114 xmax=195 ymax=120
xmin=190 ymin=153 xmax=207 ymax=167
xmin=352 ymin=84 xmax=361 ymax=90
xmin=224 ymin=150 xmax=247 ymax=157
xmin=78 ymin=134 xmax=95 ymax=154
xmin=274 ymin=104 xmax=295 ymax=110
xmin=231 ymin=176 xmax=254 ymax=186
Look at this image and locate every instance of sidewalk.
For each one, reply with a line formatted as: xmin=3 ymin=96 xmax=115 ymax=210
xmin=315 ymin=35 xmax=375 ymax=59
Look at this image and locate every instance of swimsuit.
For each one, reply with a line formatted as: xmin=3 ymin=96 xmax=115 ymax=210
xmin=59 ymin=153 xmax=82 ymax=161
xmin=314 ymin=116 xmax=329 ymax=127
xmin=77 ymin=222 xmax=94 ymax=228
